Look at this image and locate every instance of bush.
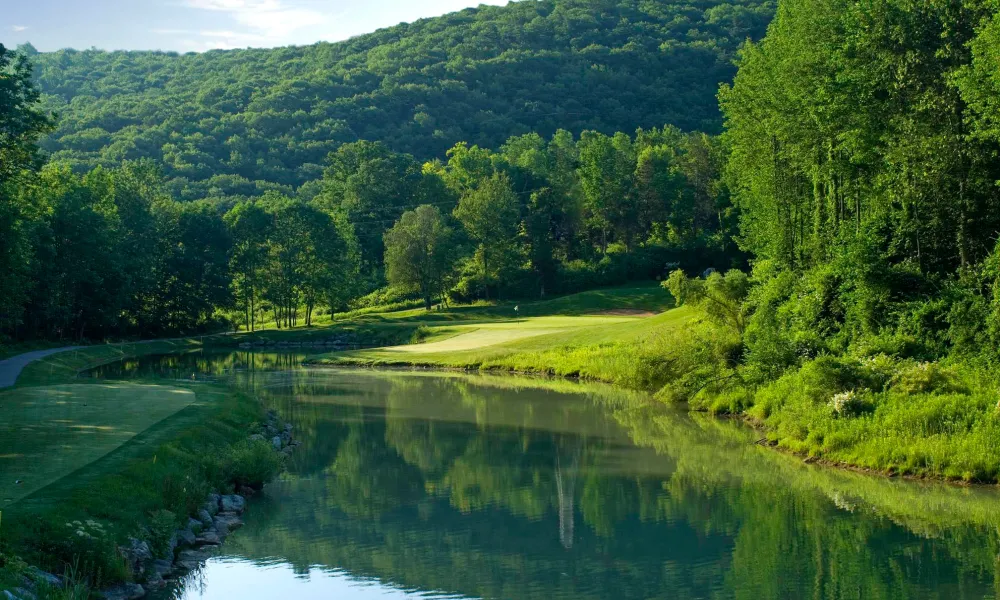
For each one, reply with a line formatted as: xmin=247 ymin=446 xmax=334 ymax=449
xmin=212 ymin=439 xmax=283 ymax=491
xmin=146 ymin=510 xmax=178 ymax=559
xmin=828 ymin=390 xmax=868 ymax=418
xmin=350 ymin=286 xmax=418 ymax=310
xmin=891 ymin=361 xmax=969 ymax=395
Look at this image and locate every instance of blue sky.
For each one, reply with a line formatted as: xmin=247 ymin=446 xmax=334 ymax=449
xmin=1 ymin=0 xmax=511 ymax=52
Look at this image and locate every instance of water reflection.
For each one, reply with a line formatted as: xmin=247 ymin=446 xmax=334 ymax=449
xmin=93 ymin=352 xmax=1000 ymax=600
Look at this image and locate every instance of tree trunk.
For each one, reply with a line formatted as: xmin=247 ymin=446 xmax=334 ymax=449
xmin=483 ymin=249 xmax=490 ymax=302
xmin=958 ymin=179 xmax=969 ymax=269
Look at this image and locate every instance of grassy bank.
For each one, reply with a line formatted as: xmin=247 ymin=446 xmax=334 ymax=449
xmin=310 ymin=283 xmax=697 ymax=391
xmin=723 ymin=355 xmax=1000 ymax=482
xmin=0 ymin=344 xmax=282 ymax=597
xmin=306 ymin=284 xmax=1000 ymax=484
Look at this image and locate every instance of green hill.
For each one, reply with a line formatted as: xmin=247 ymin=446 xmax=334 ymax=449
xmin=27 ymin=0 xmax=774 ymax=200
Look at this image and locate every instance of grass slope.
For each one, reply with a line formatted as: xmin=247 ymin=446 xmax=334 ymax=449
xmin=14 ymin=339 xmax=202 ymax=386
xmin=0 ymin=383 xmax=197 ymax=505
xmin=0 ymin=342 xmax=279 ymax=595
xmin=309 ymin=283 xmax=696 ymax=391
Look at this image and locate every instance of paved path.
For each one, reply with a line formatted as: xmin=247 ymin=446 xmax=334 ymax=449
xmin=0 ymin=346 xmax=84 ymax=389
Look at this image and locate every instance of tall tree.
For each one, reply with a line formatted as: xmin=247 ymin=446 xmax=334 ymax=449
xmin=150 ymin=200 xmax=233 ymax=334
xmin=384 ymin=205 xmax=457 ymax=310
xmin=22 ymin=166 xmax=122 ymax=340
xmin=578 ymin=131 xmax=638 ymax=253
xmin=0 ymin=44 xmax=52 ymax=335
xmin=225 ymin=199 xmax=272 ymax=332
xmin=453 ymin=172 xmax=521 ymax=300
xmin=318 ymin=141 xmax=423 ymax=272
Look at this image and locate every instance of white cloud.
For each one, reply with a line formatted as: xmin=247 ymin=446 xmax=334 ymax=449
xmin=153 ymin=28 xmax=268 ymax=41
xmin=11 ymin=25 xmax=28 ymax=32
xmin=180 ymin=0 xmax=332 ymax=43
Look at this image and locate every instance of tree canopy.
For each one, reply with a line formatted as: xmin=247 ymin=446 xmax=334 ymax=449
xmin=27 ymin=0 xmax=774 ymax=201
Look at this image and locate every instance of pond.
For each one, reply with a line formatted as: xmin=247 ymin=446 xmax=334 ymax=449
xmin=89 ymin=351 xmax=1000 ymax=599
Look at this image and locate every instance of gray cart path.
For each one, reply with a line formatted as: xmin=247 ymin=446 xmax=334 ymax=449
xmin=0 ymin=346 xmax=85 ymax=388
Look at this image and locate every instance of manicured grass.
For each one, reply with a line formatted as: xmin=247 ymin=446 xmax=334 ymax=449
xmin=308 ymin=284 xmax=696 ymax=390
xmin=0 ymin=343 xmax=278 ymax=594
xmin=0 ymin=383 xmax=198 ymax=506
xmin=220 ymin=283 xmax=672 ymax=346
xmin=3 ymin=381 xmax=278 ymax=589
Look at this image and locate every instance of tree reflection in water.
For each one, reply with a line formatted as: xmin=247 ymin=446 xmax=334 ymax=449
xmin=94 ymin=353 xmax=1000 ymax=600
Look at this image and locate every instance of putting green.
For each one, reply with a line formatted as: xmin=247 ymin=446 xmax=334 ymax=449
xmin=0 ymin=383 xmax=198 ymax=505
xmin=383 ymin=315 xmax=640 ymax=354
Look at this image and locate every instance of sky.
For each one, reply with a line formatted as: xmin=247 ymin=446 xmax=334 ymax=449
xmin=1 ymin=0 xmax=512 ymax=53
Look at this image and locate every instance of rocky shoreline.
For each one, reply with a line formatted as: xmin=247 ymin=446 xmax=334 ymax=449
xmin=2 ymin=410 xmax=298 ymax=600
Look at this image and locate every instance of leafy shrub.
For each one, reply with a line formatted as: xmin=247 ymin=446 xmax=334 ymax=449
xmin=350 ymin=286 xmax=418 ymax=310
xmin=213 ymin=439 xmax=283 ymax=490
xmin=663 ymin=268 xmax=749 ymax=333
xmin=654 ymin=320 xmax=744 ymax=407
xmin=146 ymin=510 xmax=178 ymax=559
xmin=828 ymin=390 xmax=869 ymax=418
xmin=891 ymin=362 xmax=969 ymax=395
xmin=856 ymin=353 xmax=898 ymax=390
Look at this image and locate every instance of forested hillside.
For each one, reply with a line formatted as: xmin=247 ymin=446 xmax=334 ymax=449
xmin=25 ymin=0 xmax=773 ymax=200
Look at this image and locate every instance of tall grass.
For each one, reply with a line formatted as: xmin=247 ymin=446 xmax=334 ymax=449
xmin=731 ymin=355 xmax=1000 ymax=481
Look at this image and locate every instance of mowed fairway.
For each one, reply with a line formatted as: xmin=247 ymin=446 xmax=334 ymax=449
xmin=313 ymin=284 xmax=696 ymax=388
xmin=0 ymin=383 xmax=198 ymax=505
xmin=377 ymin=315 xmax=638 ymax=354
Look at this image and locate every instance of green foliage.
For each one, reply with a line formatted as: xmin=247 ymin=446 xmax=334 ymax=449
xmin=29 ymin=1 xmax=774 ymax=199
xmin=23 ymin=519 xmax=130 ymax=591
xmin=663 ymin=269 xmax=748 ymax=333
xmin=891 ymin=362 xmax=968 ymax=396
xmin=719 ymin=0 xmax=1000 ymax=366
xmin=0 ymin=43 xmax=54 ymax=333
xmin=739 ymin=355 xmax=1000 ymax=481
xmin=384 ymin=205 xmax=458 ymax=309
xmin=146 ymin=510 xmax=179 ymax=559
xmin=453 ymin=172 xmax=522 ymax=299
xmin=215 ymin=439 xmax=285 ymax=491
xmin=317 ymin=141 xmax=437 ymax=271
xmin=3 ymin=45 xmax=743 ymax=343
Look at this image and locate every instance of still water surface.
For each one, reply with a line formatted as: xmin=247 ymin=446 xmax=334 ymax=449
xmin=90 ymin=351 xmax=1000 ymax=599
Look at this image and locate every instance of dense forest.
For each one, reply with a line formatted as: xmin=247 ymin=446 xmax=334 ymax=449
xmin=24 ymin=0 xmax=774 ymax=201
xmin=714 ymin=0 xmax=1000 ymax=372
xmin=634 ymin=0 xmax=1000 ymax=481
xmin=1 ymin=0 xmax=766 ymax=342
